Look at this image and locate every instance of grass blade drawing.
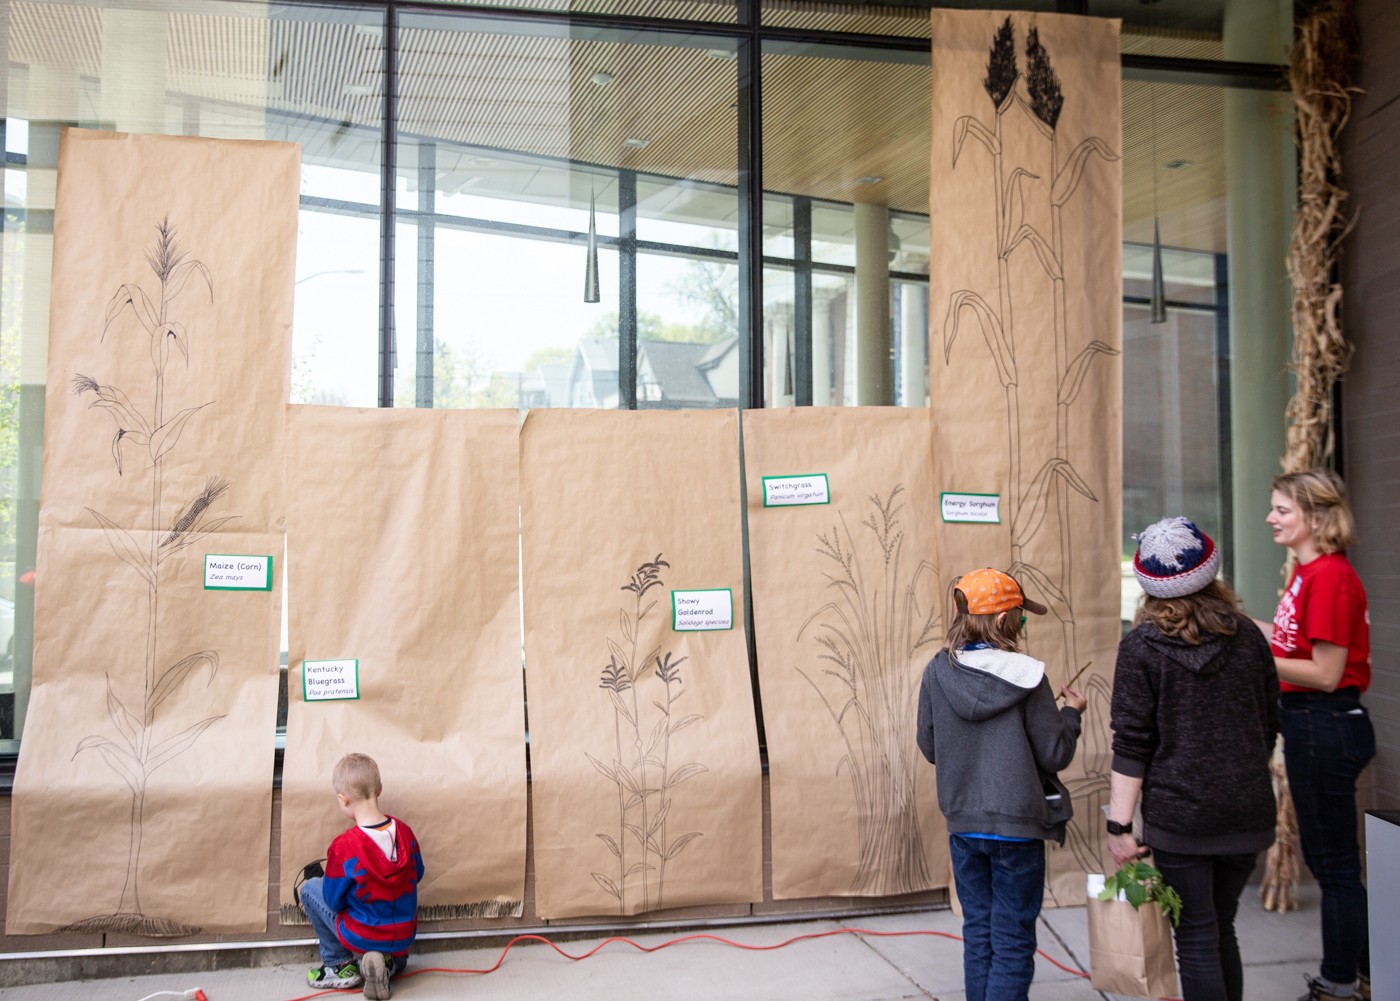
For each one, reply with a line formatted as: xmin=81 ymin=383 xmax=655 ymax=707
xmin=942 ymin=16 xmax=1120 ymax=884
xmin=591 ymin=554 xmax=708 ymax=913
xmin=66 ymin=217 xmax=233 ymax=935
xmin=797 ymin=487 xmax=940 ymax=895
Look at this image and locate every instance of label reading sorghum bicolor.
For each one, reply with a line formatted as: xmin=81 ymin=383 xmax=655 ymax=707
xmin=940 ymin=493 xmax=1001 ymax=524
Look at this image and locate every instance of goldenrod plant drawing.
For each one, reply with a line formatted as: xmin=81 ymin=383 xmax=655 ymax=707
xmin=590 ymin=554 xmax=707 ymax=913
xmin=943 ymin=16 xmax=1119 ymax=879
xmin=68 ymin=217 xmax=232 ymax=935
xmin=798 ymin=487 xmax=940 ymax=895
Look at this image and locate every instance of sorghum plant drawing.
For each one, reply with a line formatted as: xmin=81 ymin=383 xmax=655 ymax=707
xmin=797 ymin=486 xmax=941 ymax=895
xmin=589 ymin=554 xmax=707 ymax=913
xmin=67 ymin=217 xmax=233 ymax=935
xmin=943 ymin=17 xmax=1119 ymax=878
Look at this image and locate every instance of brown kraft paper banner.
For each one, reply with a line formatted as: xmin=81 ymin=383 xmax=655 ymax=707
xmin=279 ymin=406 xmax=527 ymax=922
xmin=930 ymin=9 xmax=1123 ymax=902
xmin=521 ymin=409 xmax=761 ymax=919
xmin=7 ymin=130 xmax=298 ymax=934
xmin=743 ymin=407 xmax=948 ymax=900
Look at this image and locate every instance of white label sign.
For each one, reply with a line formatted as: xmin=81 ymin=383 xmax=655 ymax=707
xmin=302 ymin=659 xmax=360 ymax=702
xmin=204 ymin=554 xmax=273 ymax=590
xmin=672 ymin=589 xmax=734 ymax=631
xmin=941 ymin=493 xmax=1001 ymax=524
xmin=762 ymin=474 xmax=830 ymax=507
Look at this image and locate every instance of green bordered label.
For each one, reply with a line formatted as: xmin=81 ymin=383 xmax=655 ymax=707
xmin=762 ymin=473 xmax=830 ymax=507
xmin=940 ymin=492 xmax=1001 ymax=524
xmin=672 ymin=589 xmax=734 ymax=631
xmin=204 ymin=554 xmax=273 ymax=590
xmin=302 ymin=659 xmax=360 ymax=702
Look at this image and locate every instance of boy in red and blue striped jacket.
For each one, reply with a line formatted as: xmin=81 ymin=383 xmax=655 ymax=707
xmin=300 ymin=753 xmax=425 ymax=1000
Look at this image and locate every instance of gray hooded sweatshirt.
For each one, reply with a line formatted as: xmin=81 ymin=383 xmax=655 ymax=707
xmin=917 ymin=647 xmax=1082 ymax=844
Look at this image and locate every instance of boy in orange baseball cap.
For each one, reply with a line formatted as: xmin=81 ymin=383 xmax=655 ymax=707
xmin=916 ymin=568 xmax=1086 ymax=1001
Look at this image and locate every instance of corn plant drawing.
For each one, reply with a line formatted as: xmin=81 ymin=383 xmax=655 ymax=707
xmin=943 ymin=16 xmax=1118 ymax=880
xmin=66 ymin=218 xmax=232 ymax=935
xmin=797 ymin=486 xmax=941 ymax=895
xmin=590 ymin=554 xmax=707 ymax=913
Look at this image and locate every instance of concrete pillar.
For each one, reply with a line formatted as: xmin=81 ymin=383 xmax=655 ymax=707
xmin=812 ymin=286 xmax=836 ymax=406
xmin=854 ymin=202 xmax=891 ymax=405
xmin=1223 ymin=0 xmax=1294 ymax=613
xmin=898 ymin=283 xmax=928 ymax=407
xmin=100 ymin=11 xmax=169 ymax=132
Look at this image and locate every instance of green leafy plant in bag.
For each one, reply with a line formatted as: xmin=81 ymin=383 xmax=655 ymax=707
xmin=1099 ymin=860 xmax=1184 ymax=927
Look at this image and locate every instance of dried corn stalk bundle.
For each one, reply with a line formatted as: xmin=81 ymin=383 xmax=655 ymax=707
xmin=1263 ymin=0 xmax=1361 ymax=915
xmin=1282 ymin=0 xmax=1360 ymax=473
xmin=1261 ymin=755 xmax=1301 ymax=912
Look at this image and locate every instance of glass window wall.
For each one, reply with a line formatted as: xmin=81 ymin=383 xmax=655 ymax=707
xmin=0 ymin=0 xmax=1291 ymax=746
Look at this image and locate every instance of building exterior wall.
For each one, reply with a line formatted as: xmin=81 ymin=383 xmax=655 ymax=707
xmin=1344 ymin=0 xmax=1400 ymax=810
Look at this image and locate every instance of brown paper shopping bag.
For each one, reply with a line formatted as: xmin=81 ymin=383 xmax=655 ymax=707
xmin=1087 ymin=893 xmax=1179 ymax=998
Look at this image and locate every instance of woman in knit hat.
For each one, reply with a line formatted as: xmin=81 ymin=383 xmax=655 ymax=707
xmin=1108 ymin=517 xmax=1279 ymax=1001
xmin=1258 ymin=469 xmax=1374 ymax=1001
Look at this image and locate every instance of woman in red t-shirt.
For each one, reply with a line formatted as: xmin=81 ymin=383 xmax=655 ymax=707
xmin=1257 ymin=469 xmax=1374 ymax=1001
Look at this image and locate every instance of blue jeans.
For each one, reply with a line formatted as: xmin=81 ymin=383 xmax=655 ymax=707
xmin=1280 ymin=689 xmax=1375 ymax=985
xmin=1150 ymin=848 xmax=1258 ymax=1001
xmin=299 ymin=876 xmax=353 ymax=968
xmin=949 ymin=834 xmax=1044 ymax=1001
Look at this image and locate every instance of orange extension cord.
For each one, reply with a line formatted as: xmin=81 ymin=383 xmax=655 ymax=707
xmin=279 ymin=925 xmax=1182 ymax=1001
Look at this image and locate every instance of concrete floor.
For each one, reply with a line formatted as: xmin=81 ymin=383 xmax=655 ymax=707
xmin=0 ymin=883 xmax=1324 ymax=1001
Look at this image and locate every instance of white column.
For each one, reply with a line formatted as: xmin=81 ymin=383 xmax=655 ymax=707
xmin=1224 ymin=0 xmax=1294 ymax=612
xmin=854 ymin=202 xmax=891 ymax=405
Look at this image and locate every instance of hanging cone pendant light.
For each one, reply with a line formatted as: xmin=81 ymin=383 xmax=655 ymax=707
xmin=1150 ymin=216 xmax=1167 ymax=324
xmin=583 ymin=189 xmax=600 ymax=303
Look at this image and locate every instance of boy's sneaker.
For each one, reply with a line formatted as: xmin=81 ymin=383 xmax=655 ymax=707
xmin=307 ymin=959 xmax=363 ymax=989
xmin=361 ymin=950 xmax=390 ymax=999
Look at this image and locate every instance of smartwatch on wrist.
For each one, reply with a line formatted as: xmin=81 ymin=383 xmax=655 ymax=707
xmin=1105 ymin=819 xmax=1133 ymax=836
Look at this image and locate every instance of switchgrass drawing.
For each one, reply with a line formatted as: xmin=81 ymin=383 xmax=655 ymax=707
xmin=943 ymin=16 xmax=1119 ymax=877
xmin=798 ymin=487 xmax=940 ymax=895
xmin=590 ymin=554 xmax=707 ymax=913
xmin=66 ymin=217 xmax=232 ymax=935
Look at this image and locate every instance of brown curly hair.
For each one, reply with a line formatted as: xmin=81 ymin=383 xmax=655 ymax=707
xmin=1134 ymin=578 xmax=1244 ymax=645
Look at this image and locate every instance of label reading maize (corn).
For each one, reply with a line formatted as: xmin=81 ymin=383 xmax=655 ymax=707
xmin=940 ymin=492 xmax=1001 ymax=523
xmin=204 ymin=553 xmax=273 ymax=590
xmin=302 ymin=659 xmax=360 ymax=701
xmin=672 ymin=589 xmax=733 ymax=631
xmin=762 ymin=474 xmax=830 ymax=507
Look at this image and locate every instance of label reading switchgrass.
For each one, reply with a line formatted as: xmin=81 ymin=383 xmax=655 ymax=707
xmin=940 ymin=492 xmax=1001 ymax=524
xmin=302 ymin=659 xmax=360 ymax=702
xmin=762 ymin=474 xmax=830 ymax=507
xmin=204 ymin=554 xmax=273 ymax=590
xmin=672 ymin=589 xmax=734 ymax=631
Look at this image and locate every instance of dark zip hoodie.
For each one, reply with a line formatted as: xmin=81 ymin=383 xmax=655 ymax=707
xmin=917 ymin=647 xmax=1082 ymax=844
xmin=1111 ymin=618 xmax=1278 ymax=854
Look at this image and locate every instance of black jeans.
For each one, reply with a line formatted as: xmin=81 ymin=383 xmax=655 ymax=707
xmin=1279 ymin=688 xmax=1375 ymax=985
xmin=1150 ymin=848 xmax=1258 ymax=1001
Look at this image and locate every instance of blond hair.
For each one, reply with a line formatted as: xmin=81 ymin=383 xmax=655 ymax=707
xmin=333 ymin=752 xmax=382 ymax=801
xmin=1135 ymin=578 xmax=1243 ymax=645
xmin=1273 ymin=467 xmax=1356 ymax=554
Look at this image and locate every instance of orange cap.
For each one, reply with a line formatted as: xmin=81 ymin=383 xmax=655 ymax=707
xmin=954 ymin=568 xmax=1047 ymax=616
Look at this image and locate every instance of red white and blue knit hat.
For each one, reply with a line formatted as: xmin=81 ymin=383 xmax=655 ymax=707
xmin=1132 ymin=517 xmax=1220 ymax=598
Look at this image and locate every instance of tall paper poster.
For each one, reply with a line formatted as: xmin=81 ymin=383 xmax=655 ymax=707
xmin=279 ymin=406 xmax=526 ymax=921
xmin=521 ymin=409 xmax=761 ymax=919
xmin=7 ymin=131 xmax=298 ymax=934
xmin=745 ymin=407 xmax=948 ymax=900
xmin=930 ymin=9 xmax=1123 ymax=900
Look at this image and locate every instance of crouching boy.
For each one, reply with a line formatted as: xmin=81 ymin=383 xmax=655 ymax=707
xmin=300 ymin=752 xmax=424 ymax=1000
